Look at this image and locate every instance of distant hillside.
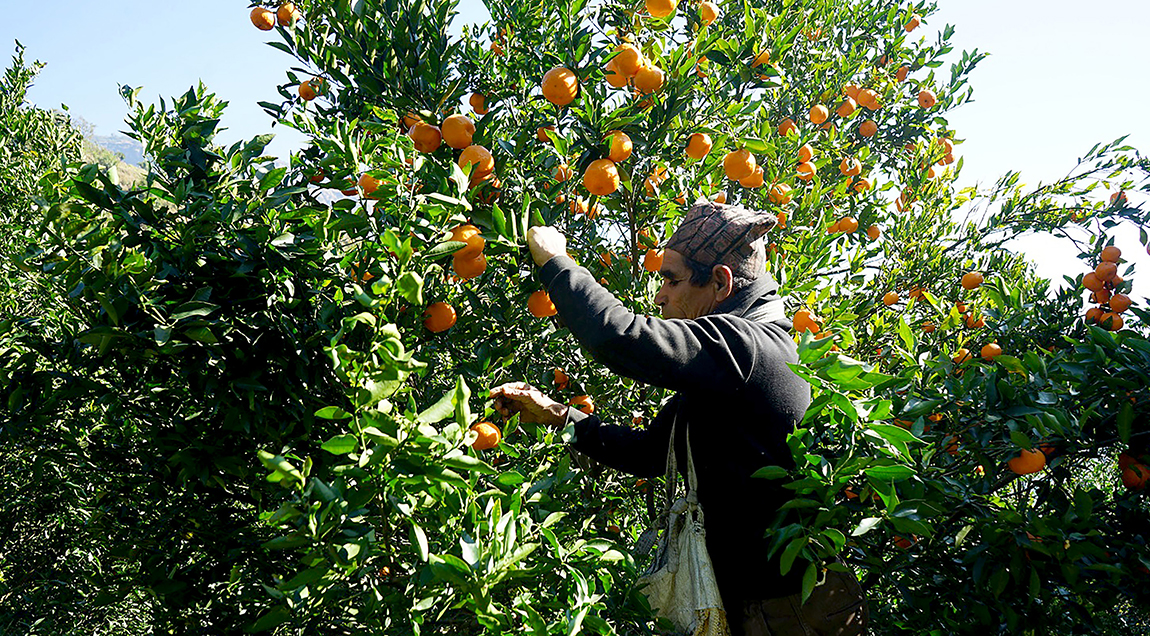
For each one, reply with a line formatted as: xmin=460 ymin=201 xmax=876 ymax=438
xmin=93 ymin=133 xmax=145 ymax=166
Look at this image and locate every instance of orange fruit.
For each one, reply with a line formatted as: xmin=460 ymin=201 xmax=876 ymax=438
xmin=528 ymin=290 xmax=558 ymax=317
xmin=583 ymin=159 xmax=620 ymax=195
xmin=843 ymin=84 xmax=862 ymax=100
xmin=836 ymin=98 xmax=857 ymax=117
xmin=308 ymin=168 xmax=325 ymax=184
xmin=1101 ymin=245 xmax=1122 ymax=263
xmin=796 ymin=162 xmax=817 ymax=181
xmin=752 ymin=50 xmax=771 ymax=68
xmin=469 ymin=92 xmax=489 ymax=115
xmin=768 ymin=183 xmax=793 ymax=205
xmin=450 ymin=224 xmax=485 ymax=259
xmin=778 ymin=118 xmax=798 ymax=136
xmin=776 ymin=212 xmax=787 ymax=228
xmin=554 ymin=368 xmax=570 ymax=389
xmin=1122 ymin=463 xmax=1149 ymax=490
xmin=644 ymin=249 xmax=664 ymax=272
xmin=537 ymin=126 xmax=556 ymax=142
xmin=952 ymin=348 xmax=972 ymax=363
xmin=612 ymin=43 xmax=646 ymax=78
xmin=470 ymin=421 xmax=502 ymax=450
xmin=713 ymin=191 xmax=727 ymax=204
xmin=277 ymin=3 xmax=301 ymax=26
xmin=401 ymin=111 xmax=422 ymax=128
xmin=570 ymin=395 xmax=595 ymax=414
xmin=809 ymin=104 xmax=829 ymax=124
xmin=853 ymin=178 xmax=872 ymax=193
xmin=981 ymin=343 xmax=1003 ymax=361
xmin=441 ymin=114 xmax=475 ymax=149
xmin=866 ymin=225 xmax=881 ymax=240
xmin=542 ymin=67 xmax=579 ymax=106
xmin=792 ymin=309 xmax=821 ymax=333
xmin=883 ymin=291 xmax=899 ymax=306
xmin=798 ymin=144 xmax=815 ymax=163
xmin=408 ymin=121 xmax=442 ymax=153
xmin=423 ymin=302 xmax=457 ymax=333
xmin=686 ymin=133 xmax=713 ymax=159
xmin=358 ymin=173 xmax=381 ymax=197
xmin=646 ymin=0 xmax=677 ymax=19
xmin=250 ymin=7 xmax=276 ymax=30
xmin=633 ymin=65 xmax=665 ymax=93
xmin=859 ymin=120 xmax=878 ymax=137
xmin=961 ymin=271 xmax=984 ymax=290
xmin=905 ymin=16 xmax=920 ymax=32
xmin=857 ymin=89 xmax=880 ymax=110
xmin=554 ymin=163 xmax=574 ymax=182
xmin=1091 ymin=288 xmax=1113 ymax=304
xmin=922 ymin=321 xmax=936 ymax=334
xmin=893 ymin=535 xmax=914 ymax=550
xmin=1008 ymin=449 xmax=1046 ymax=475
xmin=458 ymin=144 xmax=495 ymax=179
xmin=1099 ymin=312 xmax=1124 ymax=331
xmin=1085 ymin=306 xmax=1104 ymax=324
xmin=1110 ymin=191 xmax=1128 ymax=207
xmin=607 ymin=130 xmax=633 ymax=162
xmin=896 ymin=65 xmax=909 ymax=82
xmin=299 ymin=79 xmax=320 ymax=101
xmin=699 ymin=1 xmax=719 ymax=25
xmin=826 ymin=220 xmax=842 ymax=234
xmin=839 ymin=157 xmax=862 ymax=176
xmin=452 ymin=252 xmax=487 ymax=280
xmin=1110 ymin=294 xmax=1132 ymax=313
xmin=740 ymin=166 xmax=765 ymax=189
xmin=1095 ymin=261 xmax=1118 ymax=282
xmin=839 ymin=216 xmax=859 ymax=233
xmin=1082 ymin=272 xmax=1105 ymax=292
xmin=918 ymin=90 xmax=937 ymax=109
xmin=724 ymin=149 xmax=757 ymax=181
xmin=965 ymin=313 xmax=986 ymax=329
xmin=604 ymin=60 xmax=630 ymax=88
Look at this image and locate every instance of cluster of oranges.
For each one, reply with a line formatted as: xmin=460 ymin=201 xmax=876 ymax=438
xmin=448 ymin=223 xmax=487 ymax=280
xmin=1119 ymin=452 xmax=1148 ymax=491
xmin=249 ymin=3 xmax=299 ymax=31
xmin=1082 ymin=244 xmax=1132 ymax=331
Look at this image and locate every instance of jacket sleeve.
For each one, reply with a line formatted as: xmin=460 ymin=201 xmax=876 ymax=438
xmin=539 ymin=255 xmax=780 ymax=393
xmin=569 ymin=406 xmax=672 ymax=478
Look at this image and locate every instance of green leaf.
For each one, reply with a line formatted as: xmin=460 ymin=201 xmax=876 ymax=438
xmin=1009 ymin=430 xmax=1033 ymax=450
xmin=454 ymin=375 xmax=472 ymax=427
xmin=411 ymin=522 xmax=429 ymax=562
xmin=315 ymin=406 xmax=353 ymax=420
xmin=852 ymin=517 xmax=882 ymax=537
xmin=993 ymin=355 xmax=1028 ymax=375
xmin=428 ymin=553 xmax=473 ymax=586
xmin=397 ymin=271 xmax=424 ymax=306
xmin=246 ymin=606 xmax=291 ymax=633
xmin=259 ymin=166 xmax=288 ymax=191
xmin=780 ymin=536 xmax=807 ymax=575
xmin=257 ymin=450 xmax=304 ymax=485
xmin=442 ymin=452 xmax=497 ymax=474
xmin=1117 ymin=401 xmax=1133 ymax=445
xmin=751 ymin=465 xmax=790 ymax=480
xmin=321 ymin=434 xmax=358 ymax=455
xmin=417 ymin=390 xmax=455 ymax=424
xmin=864 ymin=464 xmax=915 ymax=481
xmin=800 ymin=561 xmax=818 ymax=604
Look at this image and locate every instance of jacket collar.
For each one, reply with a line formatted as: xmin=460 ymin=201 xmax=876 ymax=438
xmin=713 ymin=275 xmax=785 ymax=325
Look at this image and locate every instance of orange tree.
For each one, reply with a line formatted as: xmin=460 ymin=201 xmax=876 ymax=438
xmin=3 ymin=0 xmax=1150 ymax=634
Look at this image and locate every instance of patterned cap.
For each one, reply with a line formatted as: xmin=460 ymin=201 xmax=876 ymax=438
xmin=664 ymin=201 xmax=777 ymax=268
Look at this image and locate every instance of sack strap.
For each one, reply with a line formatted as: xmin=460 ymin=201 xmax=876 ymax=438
xmin=658 ymin=407 xmax=701 ymax=513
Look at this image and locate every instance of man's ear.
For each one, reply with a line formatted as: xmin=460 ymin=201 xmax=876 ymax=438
xmin=711 ymin=264 xmax=734 ymax=301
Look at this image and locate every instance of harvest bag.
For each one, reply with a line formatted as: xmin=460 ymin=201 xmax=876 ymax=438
xmin=637 ymin=414 xmax=730 ymax=636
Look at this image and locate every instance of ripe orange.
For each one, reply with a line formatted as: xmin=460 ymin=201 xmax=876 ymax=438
xmin=778 ymin=118 xmax=798 ymax=136
xmin=839 ymin=157 xmax=862 ymax=176
xmin=893 ymin=535 xmax=914 ymax=550
xmin=896 ymin=65 xmax=909 ymax=82
xmin=554 ymin=368 xmax=570 ymax=389
xmin=423 ymin=302 xmax=457 ymax=332
xmin=809 ymin=104 xmax=829 ymax=125
xmin=441 ymin=114 xmax=475 ymax=149
xmin=1110 ymin=191 xmax=1128 ymax=207
xmin=644 ymin=249 xmax=664 ymax=272
xmin=857 ymin=89 xmax=880 ymax=110
xmin=1099 ymin=312 xmax=1124 ymax=331
xmin=798 ymin=143 xmax=815 ymax=163
xmin=613 ymin=43 xmax=646 ymax=77
xmin=867 ymin=225 xmax=881 ymax=240
xmin=452 ymin=252 xmax=487 ymax=280
xmin=918 ymin=90 xmax=937 ymax=109
xmin=883 ymin=291 xmax=899 ymax=306
xmin=570 ymin=395 xmax=595 ymax=414
xmin=699 ymin=1 xmax=719 ymax=25
xmin=1091 ymin=288 xmax=1113 ymax=305
xmin=826 ymin=220 xmax=842 ymax=234
xmin=859 ymin=120 xmax=878 ymax=137
xmin=408 ymin=121 xmax=442 ymax=153
xmin=1095 ymin=261 xmax=1118 ymax=282
xmin=839 ymin=216 xmax=859 ymax=233
xmin=542 ymin=67 xmax=579 ymax=106
xmin=965 ymin=313 xmax=986 ymax=329
xmin=250 ymin=7 xmax=276 ymax=30
xmin=646 ymin=0 xmax=677 ymax=19
xmin=796 ymin=162 xmax=817 ymax=181
xmin=843 ymin=84 xmax=862 ymax=100
xmin=537 ymin=126 xmax=555 ymax=142
xmin=358 ymin=173 xmax=381 ymax=197
xmin=299 ymin=79 xmax=321 ymax=101
xmin=528 ymin=290 xmax=558 ymax=317
xmin=922 ymin=321 xmax=936 ymax=334
xmin=584 ymin=159 xmax=620 ymax=195
xmin=458 ymin=145 xmax=495 ymax=179
xmin=1082 ymin=272 xmax=1105 ymax=292
xmin=952 ymin=348 xmax=972 ymax=363
xmin=277 ymin=3 xmax=301 ymax=26
xmin=554 ymin=163 xmax=574 ymax=182
xmin=852 ymin=178 xmax=872 ymax=193
xmin=905 ymin=15 xmax=920 ymax=32
xmin=633 ymin=65 xmax=665 ymax=93
xmin=961 ymin=271 xmax=984 ymax=290
xmin=469 ymin=92 xmax=489 ymax=115
xmin=724 ymin=149 xmax=757 ymax=181
xmin=792 ymin=309 xmax=821 ymax=333
xmin=686 ymin=133 xmax=713 ymax=159
xmin=836 ymin=98 xmax=857 ymax=117
xmin=1008 ymin=449 xmax=1046 ymax=475
xmin=768 ymin=183 xmax=793 ymax=205
xmin=1085 ymin=307 xmax=1104 ymax=323
xmin=981 ymin=343 xmax=1003 ymax=361
xmin=607 ymin=130 xmax=633 ymax=162
xmin=470 ymin=421 xmax=502 ymax=450
xmin=1122 ymin=463 xmax=1149 ymax=490
xmin=1101 ymin=245 xmax=1122 ymax=262
xmin=604 ymin=60 xmax=630 ymax=88
xmin=752 ymin=50 xmax=771 ymax=68
xmin=309 ymin=168 xmax=325 ymax=184
xmin=450 ymin=224 xmax=485 ymax=259
xmin=740 ymin=167 xmax=765 ymax=189
xmin=1110 ymin=294 xmax=1132 ymax=313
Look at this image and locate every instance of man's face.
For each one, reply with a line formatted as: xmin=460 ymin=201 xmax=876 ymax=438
xmin=653 ymin=250 xmax=724 ymax=319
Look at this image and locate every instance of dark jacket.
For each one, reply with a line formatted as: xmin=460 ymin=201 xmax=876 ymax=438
xmin=538 ymin=255 xmax=813 ymax=612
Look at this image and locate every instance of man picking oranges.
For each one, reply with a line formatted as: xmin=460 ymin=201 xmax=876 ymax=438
xmin=491 ymin=203 xmax=868 ymax=636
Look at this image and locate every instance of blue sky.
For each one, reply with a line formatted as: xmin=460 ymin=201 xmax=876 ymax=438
xmin=4 ymin=0 xmax=1148 ymax=300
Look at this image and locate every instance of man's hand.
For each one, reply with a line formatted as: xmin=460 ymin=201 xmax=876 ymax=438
xmin=527 ymin=226 xmax=567 ymax=268
xmin=490 ymin=382 xmax=569 ymax=427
